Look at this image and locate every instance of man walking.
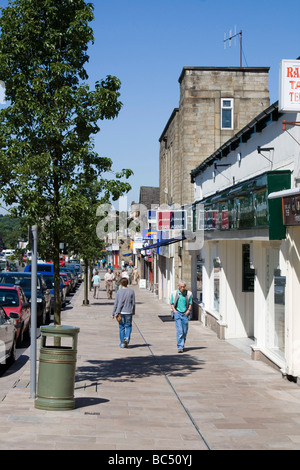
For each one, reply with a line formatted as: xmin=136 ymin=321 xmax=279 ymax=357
xmin=112 ymin=278 xmax=135 ymax=348
xmin=170 ymin=281 xmax=192 ymax=353
xmin=104 ymin=267 xmax=114 ymax=299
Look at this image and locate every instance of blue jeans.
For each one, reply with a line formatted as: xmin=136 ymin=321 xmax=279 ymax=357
xmin=174 ymin=311 xmax=189 ymax=349
xmin=118 ymin=314 xmax=133 ymax=345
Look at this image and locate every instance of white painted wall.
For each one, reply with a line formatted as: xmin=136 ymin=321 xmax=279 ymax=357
xmin=194 ymin=112 xmax=300 ymax=201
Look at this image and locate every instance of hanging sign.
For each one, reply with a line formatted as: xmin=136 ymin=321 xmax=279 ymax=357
xmin=157 ymin=210 xmax=186 ymax=230
xmin=282 ymin=195 xmax=300 ymax=225
xmin=279 ymin=59 xmax=300 ymax=112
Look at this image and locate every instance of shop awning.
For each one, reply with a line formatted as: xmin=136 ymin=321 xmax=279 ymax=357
xmin=122 ymin=252 xmax=134 ymax=256
xmin=142 ymin=235 xmax=187 ymax=250
xmin=268 ymin=187 xmax=300 ymax=199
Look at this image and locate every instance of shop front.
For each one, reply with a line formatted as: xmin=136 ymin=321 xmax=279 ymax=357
xmin=266 ymin=189 xmax=300 ymax=380
xmin=195 ymin=170 xmax=292 ymax=373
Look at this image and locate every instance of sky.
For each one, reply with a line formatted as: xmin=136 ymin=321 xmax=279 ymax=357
xmin=1 ymin=0 xmax=300 ymax=212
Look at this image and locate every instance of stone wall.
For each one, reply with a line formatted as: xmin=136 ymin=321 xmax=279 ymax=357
xmin=159 ymin=66 xmax=270 ymax=294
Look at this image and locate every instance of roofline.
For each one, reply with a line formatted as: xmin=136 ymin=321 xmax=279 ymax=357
xmin=190 ymin=100 xmax=280 ymax=181
xmin=159 ymin=108 xmax=179 ymax=142
xmin=179 ymin=66 xmax=270 ymax=84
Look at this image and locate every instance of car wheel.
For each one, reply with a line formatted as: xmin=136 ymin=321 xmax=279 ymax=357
xmin=25 ymin=321 xmax=31 ymax=341
xmin=42 ymin=305 xmax=47 ymax=325
xmin=17 ymin=323 xmax=24 ymax=347
xmin=38 ymin=305 xmax=47 ymax=326
xmin=45 ymin=309 xmax=50 ymax=325
xmin=8 ymin=337 xmax=17 ymax=365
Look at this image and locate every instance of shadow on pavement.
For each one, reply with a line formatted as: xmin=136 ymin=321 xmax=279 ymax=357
xmin=75 ymin=353 xmax=205 ymax=384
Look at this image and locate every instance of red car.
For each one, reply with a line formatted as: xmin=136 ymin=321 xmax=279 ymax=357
xmin=59 ymin=272 xmax=72 ymax=295
xmin=0 ymin=285 xmax=31 ymax=346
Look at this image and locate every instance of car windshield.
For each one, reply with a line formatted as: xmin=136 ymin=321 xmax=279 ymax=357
xmin=0 ymin=274 xmax=41 ymax=289
xmin=43 ymin=275 xmax=54 ymax=289
xmin=0 ymin=289 xmax=19 ymax=307
xmin=29 ymin=264 xmax=53 ymax=272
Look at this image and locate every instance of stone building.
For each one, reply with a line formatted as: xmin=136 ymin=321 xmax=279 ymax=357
xmin=158 ymin=66 xmax=270 ymax=302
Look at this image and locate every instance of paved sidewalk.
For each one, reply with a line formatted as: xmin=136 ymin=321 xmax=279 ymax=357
xmin=1 ymin=276 xmax=300 ymax=450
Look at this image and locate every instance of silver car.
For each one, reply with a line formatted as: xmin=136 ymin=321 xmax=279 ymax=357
xmin=0 ymin=306 xmax=19 ymax=365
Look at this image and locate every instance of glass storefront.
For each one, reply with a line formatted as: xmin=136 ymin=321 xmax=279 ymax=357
xmin=211 ymin=244 xmax=220 ymax=313
xmin=196 ymin=256 xmax=203 ymax=303
xmin=266 ymin=249 xmax=285 ymax=360
xmin=273 ymin=270 xmax=285 ymax=355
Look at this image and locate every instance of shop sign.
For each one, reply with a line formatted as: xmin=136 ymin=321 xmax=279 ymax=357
xmin=142 ymin=229 xmax=158 ymax=240
xmin=148 ymin=210 xmax=156 ymax=222
xmin=202 ymin=171 xmax=290 ymax=239
xmin=283 ymin=195 xmax=300 ymax=225
xmin=279 ymin=59 xmax=300 ymax=112
xmin=157 ymin=210 xmax=186 ymax=230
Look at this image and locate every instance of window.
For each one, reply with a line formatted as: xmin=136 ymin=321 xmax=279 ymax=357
xmin=221 ymin=98 xmax=233 ymax=129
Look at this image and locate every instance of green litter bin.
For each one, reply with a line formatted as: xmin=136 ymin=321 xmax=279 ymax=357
xmin=35 ymin=325 xmax=80 ymax=411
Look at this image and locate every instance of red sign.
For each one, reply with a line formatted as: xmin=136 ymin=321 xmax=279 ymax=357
xmin=279 ymin=59 xmax=300 ymax=112
xmin=157 ymin=211 xmax=172 ymax=230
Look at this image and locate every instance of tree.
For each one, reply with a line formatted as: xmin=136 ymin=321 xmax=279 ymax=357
xmin=0 ymin=0 xmax=132 ymax=324
xmin=64 ymin=160 xmax=132 ymax=309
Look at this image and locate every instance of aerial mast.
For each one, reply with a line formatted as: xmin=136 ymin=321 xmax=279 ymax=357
xmin=224 ymin=26 xmax=243 ymax=67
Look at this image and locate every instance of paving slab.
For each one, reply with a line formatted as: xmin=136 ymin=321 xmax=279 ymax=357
xmin=1 ymin=272 xmax=300 ymax=451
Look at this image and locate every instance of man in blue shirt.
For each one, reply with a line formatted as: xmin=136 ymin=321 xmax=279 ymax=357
xmin=170 ymin=281 xmax=192 ymax=353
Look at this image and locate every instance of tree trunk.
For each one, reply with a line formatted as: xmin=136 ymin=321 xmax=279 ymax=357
xmin=83 ymin=259 xmax=89 ymax=306
xmin=53 ymin=241 xmax=61 ymax=326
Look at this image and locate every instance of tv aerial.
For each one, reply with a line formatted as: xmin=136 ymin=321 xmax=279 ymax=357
xmin=224 ymin=26 xmax=243 ymax=67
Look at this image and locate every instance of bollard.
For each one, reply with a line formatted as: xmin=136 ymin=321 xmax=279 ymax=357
xmin=35 ymin=325 xmax=80 ymax=411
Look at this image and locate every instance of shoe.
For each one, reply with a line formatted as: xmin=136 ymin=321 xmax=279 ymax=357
xmin=124 ymin=338 xmax=129 ymax=348
xmin=120 ymin=343 xmax=125 ymax=348
xmin=178 ymin=348 xmax=183 ymax=353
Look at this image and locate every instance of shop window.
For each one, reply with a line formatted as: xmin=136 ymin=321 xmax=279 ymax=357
xmin=196 ymin=257 xmax=204 ymax=303
xmin=213 ymin=257 xmax=221 ymax=312
xmin=265 ymin=249 xmax=285 ymax=360
xmin=273 ymin=269 xmax=285 ymax=355
xmin=221 ymin=98 xmax=233 ymax=130
xmin=242 ymin=244 xmax=255 ymax=292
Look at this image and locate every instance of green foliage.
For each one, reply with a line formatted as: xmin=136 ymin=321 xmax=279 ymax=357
xmin=0 ymin=214 xmax=26 ymax=249
xmin=0 ymin=0 xmax=133 ymax=321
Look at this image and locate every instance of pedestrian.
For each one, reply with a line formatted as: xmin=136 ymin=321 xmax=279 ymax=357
xmin=92 ymin=270 xmax=101 ymax=299
xmin=170 ymin=281 xmax=193 ymax=353
xmin=121 ymin=269 xmax=129 ymax=280
xmin=114 ymin=270 xmax=122 ymax=291
xmin=112 ymin=278 xmax=135 ymax=348
xmin=132 ymin=267 xmax=139 ymax=285
xmin=126 ymin=263 xmax=133 ymax=284
xmin=104 ymin=267 xmax=114 ymax=299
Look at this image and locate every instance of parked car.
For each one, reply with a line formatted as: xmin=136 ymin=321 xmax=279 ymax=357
xmin=59 ymin=267 xmax=77 ymax=292
xmin=42 ymin=274 xmax=67 ymax=313
xmin=0 ymin=285 xmax=30 ymax=346
xmin=0 ymin=306 xmax=19 ymax=365
xmin=64 ymin=265 xmax=79 ymax=285
xmin=66 ymin=263 xmax=82 ymax=282
xmin=24 ymin=263 xmax=54 ymax=275
xmin=60 ymin=275 xmax=68 ymax=304
xmin=59 ymin=272 xmax=72 ymax=296
xmin=0 ymin=272 xmax=51 ymax=326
